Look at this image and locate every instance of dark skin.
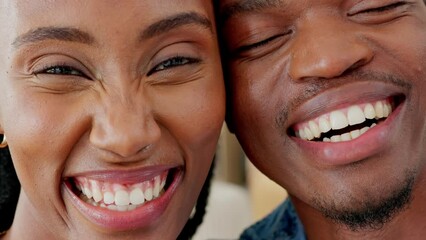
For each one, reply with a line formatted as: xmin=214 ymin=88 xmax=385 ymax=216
xmin=0 ymin=1 xmax=225 ymax=239
xmin=218 ymin=0 xmax=426 ymax=239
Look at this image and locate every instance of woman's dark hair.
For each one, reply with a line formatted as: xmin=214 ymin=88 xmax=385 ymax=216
xmin=0 ymin=146 xmax=20 ymax=233
xmin=0 ymin=143 xmax=213 ymax=239
xmin=177 ymin=160 xmax=214 ymax=240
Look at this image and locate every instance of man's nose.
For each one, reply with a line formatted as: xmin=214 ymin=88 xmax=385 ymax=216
xmin=90 ymin=92 xmax=161 ymax=159
xmin=288 ymin=14 xmax=374 ymax=81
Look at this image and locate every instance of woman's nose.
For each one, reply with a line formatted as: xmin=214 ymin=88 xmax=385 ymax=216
xmin=89 ymin=92 xmax=161 ymax=159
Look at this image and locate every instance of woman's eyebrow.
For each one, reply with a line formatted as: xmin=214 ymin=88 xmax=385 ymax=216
xmin=12 ymin=11 xmax=213 ymax=49
xmin=12 ymin=27 xmax=95 ymax=49
xmin=140 ymin=11 xmax=213 ymax=40
xmin=219 ymin=0 xmax=285 ymax=23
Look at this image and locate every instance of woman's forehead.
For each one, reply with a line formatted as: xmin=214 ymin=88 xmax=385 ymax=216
xmin=0 ymin=1 xmax=215 ymax=49
xmin=1 ymin=0 xmax=215 ymax=26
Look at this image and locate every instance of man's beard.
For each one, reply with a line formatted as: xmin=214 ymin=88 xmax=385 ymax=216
xmin=312 ymin=172 xmax=415 ymax=231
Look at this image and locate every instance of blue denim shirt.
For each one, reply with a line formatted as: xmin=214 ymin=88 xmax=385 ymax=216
xmin=240 ymin=199 xmax=306 ymax=240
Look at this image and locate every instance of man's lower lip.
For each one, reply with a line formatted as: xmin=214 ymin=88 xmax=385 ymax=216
xmin=293 ymin=102 xmax=403 ymax=167
xmin=63 ymin=170 xmax=183 ymax=231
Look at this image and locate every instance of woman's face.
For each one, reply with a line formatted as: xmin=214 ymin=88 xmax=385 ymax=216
xmin=0 ymin=1 xmax=224 ymax=239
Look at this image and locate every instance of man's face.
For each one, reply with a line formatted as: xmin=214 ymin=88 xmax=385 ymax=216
xmin=219 ymin=0 xmax=426 ymax=229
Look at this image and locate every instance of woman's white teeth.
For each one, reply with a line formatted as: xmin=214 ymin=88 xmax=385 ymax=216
xmin=103 ymin=192 xmax=114 ymax=205
xmin=91 ymin=180 xmax=103 ymax=203
xmin=130 ymin=188 xmax=145 ymax=205
xmin=145 ymin=188 xmax=153 ymax=201
xmin=115 ymin=190 xmax=130 ymax=206
xmin=154 ymin=175 xmax=161 ymax=198
xmin=295 ymin=99 xmax=392 ymax=142
xmin=75 ymin=173 xmax=167 ymax=211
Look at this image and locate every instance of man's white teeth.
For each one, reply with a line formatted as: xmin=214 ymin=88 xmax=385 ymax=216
xmin=330 ymin=111 xmax=348 ymax=130
xmin=309 ymin=121 xmax=321 ymax=138
xmin=347 ymin=106 xmax=365 ymax=126
xmin=323 ymin=123 xmax=377 ymax=142
xmin=319 ymin=117 xmax=331 ymax=133
xmin=364 ymin=104 xmax=376 ymax=119
xmin=75 ymin=172 xmax=167 ymax=211
xmin=295 ymin=99 xmax=392 ymax=142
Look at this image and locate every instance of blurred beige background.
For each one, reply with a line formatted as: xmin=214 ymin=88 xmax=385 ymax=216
xmin=193 ymin=125 xmax=288 ymax=240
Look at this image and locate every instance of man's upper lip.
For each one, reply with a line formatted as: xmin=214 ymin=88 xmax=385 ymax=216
xmin=65 ymin=164 xmax=179 ymax=184
xmin=287 ymin=81 xmax=406 ymax=130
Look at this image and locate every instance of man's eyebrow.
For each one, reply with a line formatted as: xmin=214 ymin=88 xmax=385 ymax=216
xmin=140 ymin=12 xmax=213 ymax=40
xmin=12 ymin=27 xmax=95 ymax=48
xmin=219 ymin=0 xmax=284 ymax=23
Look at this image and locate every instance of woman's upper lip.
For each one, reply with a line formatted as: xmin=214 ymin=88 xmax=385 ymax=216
xmin=65 ymin=164 xmax=180 ymax=184
xmin=286 ymin=81 xmax=407 ymax=130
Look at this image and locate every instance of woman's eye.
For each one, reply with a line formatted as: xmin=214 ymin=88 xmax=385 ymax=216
xmin=36 ymin=65 xmax=85 ymax=77
xmin=148 ymin=56 xmax=201 ymax=76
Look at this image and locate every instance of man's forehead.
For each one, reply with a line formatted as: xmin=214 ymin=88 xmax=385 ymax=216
xmin=219 ymin=0 xmax=426 ymax=21
xmin=219 ymin=0 xmax=285 ymax=22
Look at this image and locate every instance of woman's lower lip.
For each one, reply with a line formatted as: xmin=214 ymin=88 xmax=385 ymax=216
xmin=63 ymin=169 xmax=183 ymax=232
xmin=293 ymin=101 xmax=403 ymax=167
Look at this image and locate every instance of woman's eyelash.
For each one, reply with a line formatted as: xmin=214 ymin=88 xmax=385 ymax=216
xmin=147 ymin=56 xmax=201 ymax=76
xmin=34 ymin=57 xmax=201 ymax=79
xmin=35 ymin=65 xmax=85 ymax=77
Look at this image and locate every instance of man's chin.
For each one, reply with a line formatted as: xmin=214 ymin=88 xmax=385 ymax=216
xmin=312 ymin=172 xmax=415 ymax=231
